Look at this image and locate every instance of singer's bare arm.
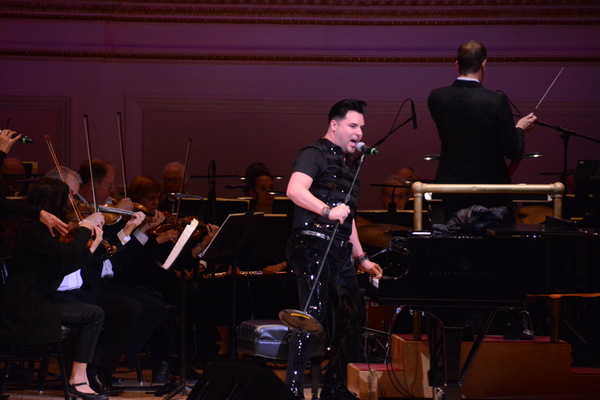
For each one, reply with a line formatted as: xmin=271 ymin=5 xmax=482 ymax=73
xmin=286 ymin=171 xmax=350 ymax=223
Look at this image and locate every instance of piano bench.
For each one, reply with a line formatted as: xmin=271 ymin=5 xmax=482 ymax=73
xmin=526 ymin=293 xmax=600 ymax=343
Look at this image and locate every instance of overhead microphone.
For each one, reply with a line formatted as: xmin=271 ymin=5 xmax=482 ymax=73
xmin=410 ymin=99 xmax=418 ymax=130
xmin=356 ymin=142 xmax=379 ymax=156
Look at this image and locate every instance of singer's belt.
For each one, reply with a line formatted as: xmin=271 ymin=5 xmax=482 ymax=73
xmin=299 ymin=230 xmax=349 ymax=248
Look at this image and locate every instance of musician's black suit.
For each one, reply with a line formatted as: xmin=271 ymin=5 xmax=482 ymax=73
xmin=428 ymin=79 xmax=525 ymax=219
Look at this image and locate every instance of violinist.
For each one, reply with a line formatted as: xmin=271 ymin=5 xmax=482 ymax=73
xmin=0 ymin=178 xmax=107 ymax=400
xmin=124 ymin=175 xmax=181 ymax=301
xmin=76 ymin=159 xmax=132 ymax=236
xmin=74 ymin=159 xmax=170 ymax=390
xmin=158 ymin=161 xmax=187 ymax=214
xmin=0 ymin=129 xmax=68 ymax=238
xmin=44 ymin=167 xmax=144 ymax=396
xmin=127 ymin=174 xmax=219 ymax=290
xmin=127 ymin=174 xmax=220 ymax=369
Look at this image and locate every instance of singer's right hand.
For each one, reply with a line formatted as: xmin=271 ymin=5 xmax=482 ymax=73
xmin=0 ymin=129 xmax=21 ymax=154
xmin=328 ymin=203 xmax=351 ymax=224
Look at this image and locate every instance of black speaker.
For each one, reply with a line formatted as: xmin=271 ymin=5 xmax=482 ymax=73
xmin=187 ymin=358 xmax=296 ymax=400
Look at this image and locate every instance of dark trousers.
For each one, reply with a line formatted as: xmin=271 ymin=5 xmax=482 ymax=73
xmin=285 ymin=234 xmax=365 ymax=394
xmin=60 ymin=287 xmax=139 ymax=370
xmin=98 ymin=281 xmax=167 ymax=363
xmin=55 ymin=294 xmax=104 ymax=364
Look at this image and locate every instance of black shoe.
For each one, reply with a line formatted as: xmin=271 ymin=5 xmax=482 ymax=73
xmin=68 ymin=383 xmax=108 ymax=400
xmin=87 ymin=375 xmax=124 ymax=396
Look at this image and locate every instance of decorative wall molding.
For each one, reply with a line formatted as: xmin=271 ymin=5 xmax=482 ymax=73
xmin=2 ymin=50 xmax=599 ymax=64
xmin=0 ymin=96 xmax=72 ymax=168
xmin=1 ymin=1 xmax=599 ymax=25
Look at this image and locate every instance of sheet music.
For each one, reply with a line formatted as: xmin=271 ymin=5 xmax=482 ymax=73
xmin=161 ymin=218 xmax=199 ymax=270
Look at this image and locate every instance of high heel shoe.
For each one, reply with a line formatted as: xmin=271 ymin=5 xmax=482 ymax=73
xmin=68 ymin=382 xmax=108 ymax=400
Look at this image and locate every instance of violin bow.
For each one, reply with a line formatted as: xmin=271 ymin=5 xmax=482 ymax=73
xmin=83 ymin=114 xmax=99 ymax=212
xmin=117 ymin=112 xmax=128 ymax=198
xmin=44 ymin=134 xmax=83 ymax=221
xmin=174 ymin=138 xmax=192 ymax=226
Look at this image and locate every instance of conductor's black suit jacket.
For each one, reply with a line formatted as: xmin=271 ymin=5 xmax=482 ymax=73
xmin=427 ymin=79 xmax=525 ymax=218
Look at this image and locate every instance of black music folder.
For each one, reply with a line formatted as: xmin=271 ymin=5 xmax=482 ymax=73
xmin=235 ymin=213 xmax=292 ymax=271
xmin=199 ymin=212 xmax=263 ymax=262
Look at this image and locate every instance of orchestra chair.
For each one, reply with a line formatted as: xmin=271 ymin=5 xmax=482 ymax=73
xmin=0 ymin=257 xmax=71 ymax=400
xmin=236 ymin=320 xmax=324 ymax=400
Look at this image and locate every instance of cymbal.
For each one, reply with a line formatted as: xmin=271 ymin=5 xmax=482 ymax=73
xmin=358 ymin=223 xmax=409 ymax=248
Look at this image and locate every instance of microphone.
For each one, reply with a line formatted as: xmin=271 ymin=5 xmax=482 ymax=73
xmin=410 ymin=99 xmax=418 ymax=130
xmin=356 ymin=142 xmax=379 ymax=156
xmin=11 ymin=134 xmax=33 ymax=144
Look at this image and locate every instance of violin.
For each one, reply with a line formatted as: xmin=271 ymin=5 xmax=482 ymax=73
xmin=96 ymin=204 xmax=155 ymax=225
xmin=64 ymin=200 xmax=120 ymax=225
xmin=146 ymin=211 xmax=208 ymax=240
xmin=58 ymin=221 xmax=90 ymax=246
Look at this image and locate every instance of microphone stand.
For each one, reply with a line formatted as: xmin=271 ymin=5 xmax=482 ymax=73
xmin=512 ymin=114 xmax=600 ymax=184
xmin=279 ymin=154 xmax=366 ymax=333
xmin=372 ymin=115 xmax=414 ymax=150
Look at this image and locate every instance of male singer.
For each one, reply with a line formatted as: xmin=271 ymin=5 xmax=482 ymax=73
xmin=284 ymin=99 xmax=382 ymax=400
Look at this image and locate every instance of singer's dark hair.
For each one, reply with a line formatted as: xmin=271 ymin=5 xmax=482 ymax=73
xmin=457 ymin=40 xmax=487 ymax=75
xmin=328 ymin=99 xmax=367 ymax=123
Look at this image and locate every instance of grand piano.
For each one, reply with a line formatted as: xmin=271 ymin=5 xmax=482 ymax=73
xmin=373 ymin=182 xmax=600 ymax=400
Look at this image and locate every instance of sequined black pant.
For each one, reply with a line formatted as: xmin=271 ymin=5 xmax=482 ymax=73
xmin=285 ymin=233 xmax=365 ymax=396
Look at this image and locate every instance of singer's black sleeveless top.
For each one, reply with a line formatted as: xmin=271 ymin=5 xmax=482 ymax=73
xmin=290 ymin=138 xmax=360 ymax=240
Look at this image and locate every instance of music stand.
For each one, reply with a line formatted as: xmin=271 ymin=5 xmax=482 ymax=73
xmin=235 ymin=214 xmax=292 ymax=271
xmin=199 ymin=212 xmax=264 ymax=357
xmin=178 ymin=198 xmax=250 ymax=225
xmin=159 ymin=220 xmax=200 ymax=400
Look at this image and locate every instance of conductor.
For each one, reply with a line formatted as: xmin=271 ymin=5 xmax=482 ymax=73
xmin=428 ymin=40 xmax=537 ymax=221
